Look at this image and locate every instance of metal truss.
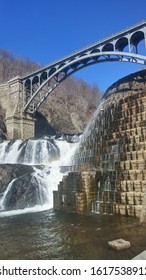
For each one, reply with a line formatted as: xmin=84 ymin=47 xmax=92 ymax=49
xmin=21 ymin=20 xmax=146 ymax=113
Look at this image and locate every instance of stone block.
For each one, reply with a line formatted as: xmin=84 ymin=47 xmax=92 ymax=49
xmin=53 ymin=191 xmax=60 ymax=210
xmin=135 ymin=135 xmax=140 ymax=143
xmin=120 ymin=181 xmax=127 ymax=191
xmin=143 ymin=150 xmax=146 ymax=158
xmin=137 ymin=150 xmax=144 ymax=159
xmin=120 ymin=192 xmax=127 ymax=204
xmin=120 ymin=152 xmax=126 ymax=161
xmin=108 ymin=239 xmax=130 ymax=251
xmin=120 ymin=161 xmax=125 ymax=169
xmin=128 ymin=144 xmax=133 ymax=152
xmin=131 ymin=151 xmax=137 ymax=160
xmin=125 ymin=161 xmax=131 ymax=170
xmin=135 ymin=205 xmax=142 ymax=218
xmin=141 ymin=112 xmax=146 ymax=120
xmin=75 ymin=192 xmax=87 ymax=213
xmin=127 ymin=180 xmax=134 ymax=191
xmin=127 ymin=205 xmax=135 ymax=216
xmin=131 ymin=160 xmax=137 ymax=169
xmin=119 ymin=204 xmax=127 ymax=215
xmin=137 ymin=160 xmax=145 ymax=170
xmin=123 ymin=170 xmax=129 ymax=180
xmin=134 ymin=181 xmax=142 ymax=192
xmin=136 ymin=170 xmax=143 ymax=180
xmin=129 ymin=170 xmax=136 ymax=180
xmin=143 ymin=170 xmax=146 ymax=180
xmin=127 ymin=192 xmax=135 ymax=205
xmin=112 ymin=203 xmax=119 ymax=214
xmin=140 ymin=205 xmax=146 ymax=224
xmin=141 ymin=181 xmax=146 ymax=192
xmin=126 ymin=152 xmax=131 ymax=160
xmin=137 ymin=127 xmax=142 ymax=134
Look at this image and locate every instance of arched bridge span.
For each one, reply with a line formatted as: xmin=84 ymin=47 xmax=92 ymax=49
xmin=21 ymin=20 xmax=146 ymax=113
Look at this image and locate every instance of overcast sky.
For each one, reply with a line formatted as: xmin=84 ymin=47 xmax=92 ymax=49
xmin=0 ymin=0 xmax=146 ymax=91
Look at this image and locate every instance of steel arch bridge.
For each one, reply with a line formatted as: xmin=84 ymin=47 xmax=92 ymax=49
xmin=21 ymin=20 xmax=146 ymax=114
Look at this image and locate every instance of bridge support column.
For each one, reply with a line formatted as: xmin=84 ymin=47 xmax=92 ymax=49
xmin=6 ymin=113 xmax=35 ymax=139
xmin=5 ymin=76 xmax=35 ymax=139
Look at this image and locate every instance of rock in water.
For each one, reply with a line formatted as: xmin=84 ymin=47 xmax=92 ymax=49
xmin=108 ymin=239 xmax=131 ymax=251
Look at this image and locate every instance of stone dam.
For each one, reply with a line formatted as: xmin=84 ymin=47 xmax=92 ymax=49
xmin=53 ymin=68 xmax=146 ymax=222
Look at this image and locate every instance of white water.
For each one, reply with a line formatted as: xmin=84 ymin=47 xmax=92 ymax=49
xmin=23 ymin=139 xmax=58 ymax=164
xmin=0 ymin=139 xmax=60 ymax=165
xmin=0 ymin=178 xmax=17 ymax=210
xmin=0 ymin=139 xmax=78 ymax=217
xmin=0 ymin=140 xmax=23 ymax=163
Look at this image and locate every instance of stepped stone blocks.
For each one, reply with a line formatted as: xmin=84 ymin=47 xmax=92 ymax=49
xmin=139 ymin=186 xmax=146 ymax=224
xmin=53 ymin=171 xmax=98 ymax=213
xmin=54 ymin=69 xmax=146 ymax=220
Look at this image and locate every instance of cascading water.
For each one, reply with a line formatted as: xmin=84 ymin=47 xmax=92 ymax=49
xmin=0 ymin=139 xmax=60 ymax=165
xmin=0 ymin=178 xmax=17 ymax=210
xmin=0 ymin=138 xmax=78 ymax=216
xmin=0 ymin=140 xmax=23 ymax=163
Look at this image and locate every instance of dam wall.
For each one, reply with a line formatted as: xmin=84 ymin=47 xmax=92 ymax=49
xmin=54 ymin=68 xmax=146 ymax=219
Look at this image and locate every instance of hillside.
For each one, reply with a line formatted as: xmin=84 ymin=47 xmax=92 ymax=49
xmin=38 ymin=76 xmax=101 ymax=134
xmin=0 ymin=49 xmax=101 ymax=137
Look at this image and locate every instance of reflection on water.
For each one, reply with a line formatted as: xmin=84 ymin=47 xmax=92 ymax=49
xmin=0 ymin=210 xmax=146 ymax=260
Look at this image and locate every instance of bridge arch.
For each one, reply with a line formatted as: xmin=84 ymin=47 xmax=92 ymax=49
xmin=40 ymin=72 xmax=47 ymax=83
xmin=23 ymin=51 xmax=146 ymax=113
xmin=102 ymin=43 xmax=114 ymax=52
xmin=21 ymin=21 xmax=146 ymax=113
xmin=130 ymin=31 xmax=145 ymax=45
xmin=115 ymin=37 xmax=128 ymax=51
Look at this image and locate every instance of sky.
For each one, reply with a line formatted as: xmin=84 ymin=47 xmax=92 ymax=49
xmin=0 ymin=0 xmax=146 ymax=92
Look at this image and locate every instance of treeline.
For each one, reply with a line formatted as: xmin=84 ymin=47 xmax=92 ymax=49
xmin=0 ymin=48 xmax=102 ymax=134
xmin=0 ymin=49 xmax=38 ymax=83
xmin=40 ymin=77 xmax=101 ymax=133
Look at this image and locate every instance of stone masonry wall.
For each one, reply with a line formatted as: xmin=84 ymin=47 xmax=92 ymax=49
xmin=54 ymin=69 xmax=146 ymax=219
xmin=0 ymin=77 xmax=35 ymax=139
xmin=53 ymin=171 xmax=98 ymax=213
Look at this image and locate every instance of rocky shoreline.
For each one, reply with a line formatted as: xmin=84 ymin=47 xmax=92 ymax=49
xmin=0 ymin=164 xmax=40 ymax=210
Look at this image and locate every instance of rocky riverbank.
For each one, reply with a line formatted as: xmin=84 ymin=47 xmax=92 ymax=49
xmin=0 ymin=164 xmax=40 ymax=210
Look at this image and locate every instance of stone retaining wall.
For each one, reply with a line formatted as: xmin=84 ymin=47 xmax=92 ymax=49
xmin=54 ymin=69 xmax=146 ymax=219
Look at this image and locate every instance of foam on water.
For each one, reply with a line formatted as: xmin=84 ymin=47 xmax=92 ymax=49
xmin=0 ymin=139 xmax=79 ymax=217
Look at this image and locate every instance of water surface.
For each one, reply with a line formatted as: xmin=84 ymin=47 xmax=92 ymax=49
xmin=0 ymin=210 xmax=145 ymax=260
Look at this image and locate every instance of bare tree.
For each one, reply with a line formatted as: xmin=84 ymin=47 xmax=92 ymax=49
xmin=0 ymin=48 xmax=102 ymax=134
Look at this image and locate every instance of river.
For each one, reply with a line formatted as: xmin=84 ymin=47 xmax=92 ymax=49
xmin=0 ymin=209 xmax=146 ymax=260
xmin=0 ymin=138 xmax=145 ymax=260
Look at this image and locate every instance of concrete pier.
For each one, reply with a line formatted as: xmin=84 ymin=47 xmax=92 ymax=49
xmin=0 ymin=77 xmax=35 ymax=139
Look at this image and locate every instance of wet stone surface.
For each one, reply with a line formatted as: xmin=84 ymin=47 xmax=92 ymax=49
xmin=54 ymin=69 xmax=146 ymax=220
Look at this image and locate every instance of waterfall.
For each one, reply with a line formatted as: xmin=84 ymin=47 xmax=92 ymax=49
xmin=23 ymin=139 xmax=59 ymax=165
xmin=0 ymin=140 xmax=23 ymax=164
xmin=0 ymin=138 xmax=78 ymax=216
xmin=0 ymin=139 xmax=60 ymax=165
xmin=0 ymin=179 xmax=17 ymax=210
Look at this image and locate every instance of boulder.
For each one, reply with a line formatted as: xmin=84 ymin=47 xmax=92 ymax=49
xmin=0 ymin=164 xmax=42 ymax=210
xmin=108 ymin=239 xmax=131 ymax=251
